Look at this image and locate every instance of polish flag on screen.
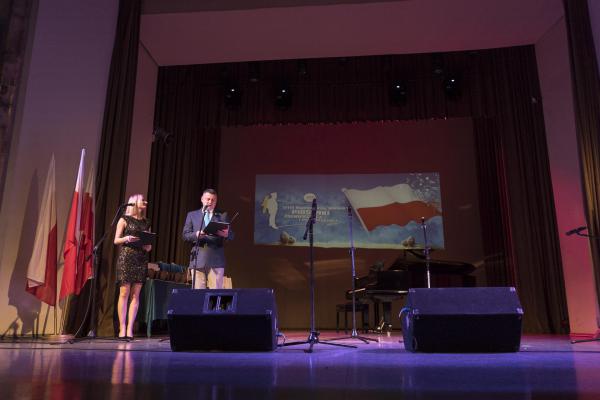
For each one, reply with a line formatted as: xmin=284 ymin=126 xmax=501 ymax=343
xmin=342 ymin=184 xmax=441 ymax=232
xmin=60 ymin=149 xmax=93 ymax=300
xmin=25 ymin=156 xmax=57 ymax=306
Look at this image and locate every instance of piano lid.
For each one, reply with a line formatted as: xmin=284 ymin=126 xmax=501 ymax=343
xmin=388 ymin=250 xmax=475 ymax=275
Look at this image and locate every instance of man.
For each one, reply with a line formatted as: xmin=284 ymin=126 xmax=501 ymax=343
xmin=182 ymin=188 xmax=233 ymax=289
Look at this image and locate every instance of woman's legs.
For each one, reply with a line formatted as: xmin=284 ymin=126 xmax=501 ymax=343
xmin=126 ymin=283 xmax=143 ymax=338
xmin=117 ymin=283 xmax=131 ymax=337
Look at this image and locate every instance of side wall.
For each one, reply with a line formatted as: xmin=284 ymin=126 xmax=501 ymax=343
xmin=0 ymin=0 xmax=119 ymax=334
xmin=125 ymin=45 xmax=158 ymax=199
xmin=536 ymin=17 xmax=600 ymax=335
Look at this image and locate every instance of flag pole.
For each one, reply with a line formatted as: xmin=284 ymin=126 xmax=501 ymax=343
xmin=46 ymin=296 xmax=73 ymax=342
xmin=52 ymin=149 xmax=86 ymax=342
xmin=53 ymin=278 xmax=59 ymax=336
xmin=23 ymin=154 xmax=62 ymax=341
xmin=54 ymin=276 xmax=58 ymax=335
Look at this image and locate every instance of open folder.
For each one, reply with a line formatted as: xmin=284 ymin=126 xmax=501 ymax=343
xmin=203 ymin=221 xmax=230 ymax=236
xmin=129 ymin=230 xmax=156 ymax=248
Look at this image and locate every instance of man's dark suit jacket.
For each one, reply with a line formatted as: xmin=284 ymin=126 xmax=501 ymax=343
xmin=182 ymin=209 xmax=233 ymax=269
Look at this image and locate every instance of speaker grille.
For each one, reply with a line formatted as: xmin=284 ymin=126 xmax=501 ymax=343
xmin=168 ymin=288 xmax=278 ymax=351
xmin=402 ymin=287 xmax=523 ymax=353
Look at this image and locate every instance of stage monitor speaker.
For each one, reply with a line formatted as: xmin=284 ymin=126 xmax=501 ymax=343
xmin=401 ymin=287 xmax=523 ymax=353
xmin=167 ymin=288 xmax=278 ymax=351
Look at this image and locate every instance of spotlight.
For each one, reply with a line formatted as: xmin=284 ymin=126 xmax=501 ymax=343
xmin=275 ymin=84 xmax=292 ymax=109
xmin=248 ymin=62 xmax=260 ymax=83
xmin=297 ymin=60 xmax=308 ymax=77
xmin=389 ymin=81 xmax=408 ymax=106
xmin=224 ymin=84 xmax=242 ymax=109
xmin=432 ymin=53 xmax=444 ymax=75
xmin=443 ymin=76 xmax=461 ymax=99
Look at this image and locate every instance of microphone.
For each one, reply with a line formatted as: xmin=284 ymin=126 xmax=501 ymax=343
xmin=121 ymin=203 xmax=135 ymax=208
xmin=303 ymin=199 xmax=317 ymax=241
xmin=202 ymin=205 xmax=209 ymax=212
xmin=566 ymin=226 xmax=587 ymax=236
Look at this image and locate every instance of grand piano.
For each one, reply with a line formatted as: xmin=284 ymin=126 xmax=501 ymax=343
xmin=346 ymin=251 xmax=476 ymax=331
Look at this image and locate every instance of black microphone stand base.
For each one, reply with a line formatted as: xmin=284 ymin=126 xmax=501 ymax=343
xmin=324 ymin=204 xmax=378 ymax=345
xmin=567 ymin=230 xmax=600 ymax=345
xmin=570 ymin=333 xmax=600 ymax=344
xmin=67 ymin=331 xmax=132 ymax=344
xmin=280 ymin=330 xmax=356 ymax=353
xmin=571 ymin=338 xmax=600 ymax=344
xmin=284 ymin=201 xmax=356 ymax=353
xmin=65 ymin=269 xmax=132 ymax=345
xmin=325 ymin=329 xmax=378 ymax=345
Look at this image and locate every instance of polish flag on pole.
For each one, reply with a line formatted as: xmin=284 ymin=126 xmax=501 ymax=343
xmin=342 ymin=184 xmax=441 ymax=232
xmin=60 ymin=149 xmax=93 ymax=300
xmin=76 ymin=165 xmax=94 ymax=294
xmin=25 ymin=156 xmax=57 ymax=306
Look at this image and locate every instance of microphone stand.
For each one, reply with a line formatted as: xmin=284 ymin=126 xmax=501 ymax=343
xmin=421 ymin=217 xmax=431 ymax=288
xmin=68 ymin=204 xmax=130 ymax=343
xmin=569 ymin=228 xmax=599 ymax=239
xmin=326 ymin=204 xmax=377 ymax=344
xmin=565 ymin=226 xmax=600 ymax=344
xmin=282 ymin=199 xmax=356 ymax=352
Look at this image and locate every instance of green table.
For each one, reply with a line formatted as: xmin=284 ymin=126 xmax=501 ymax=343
xmin=138 ymin=279 xmax=190 ymax=337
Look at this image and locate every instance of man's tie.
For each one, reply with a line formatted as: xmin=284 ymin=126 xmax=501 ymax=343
xmin=204 ymin=211 xmax=212 ymax=227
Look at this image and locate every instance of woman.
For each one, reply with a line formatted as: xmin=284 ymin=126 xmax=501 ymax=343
xmin=114 ymin=194 xmax=151 ymax=339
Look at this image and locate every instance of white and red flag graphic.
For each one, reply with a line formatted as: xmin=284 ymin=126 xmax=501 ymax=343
xmin=342 ymin=184 xmax=441 ymax=232
xmin=60 ymin=149 xmax=94 ymax=300
xmin=25 ymin=156 xmax=58 ymax=306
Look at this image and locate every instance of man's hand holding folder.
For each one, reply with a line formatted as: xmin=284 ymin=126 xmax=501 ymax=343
xmin=203 ymin=221 xmax=230 ymax=238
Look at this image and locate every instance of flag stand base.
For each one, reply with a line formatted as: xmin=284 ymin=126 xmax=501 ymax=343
xmin=46 ymin=334 xmax=74 ymax=343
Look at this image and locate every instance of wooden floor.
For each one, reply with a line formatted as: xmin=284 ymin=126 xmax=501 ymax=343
xmin=0 ymin=332 xmax=599 ymax=399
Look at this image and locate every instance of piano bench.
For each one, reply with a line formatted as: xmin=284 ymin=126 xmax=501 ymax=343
xmin=335 ymin=302 xmax=369 ymax=334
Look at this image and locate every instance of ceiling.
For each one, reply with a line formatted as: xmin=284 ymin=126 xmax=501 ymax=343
xmin=140 ymin=0 xmax=564 ymax=66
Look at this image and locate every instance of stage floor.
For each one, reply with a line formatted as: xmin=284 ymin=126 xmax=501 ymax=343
xmin=0 ymin=332 xmax=598 ymax=399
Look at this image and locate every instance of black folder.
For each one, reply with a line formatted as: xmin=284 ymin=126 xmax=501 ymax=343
xmin=129 ymin=231 xmax=156 ymax=248
xmin=203 ymin=221 xmax=230 ymax=236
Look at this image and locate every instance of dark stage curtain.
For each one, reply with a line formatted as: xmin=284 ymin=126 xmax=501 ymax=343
xmin=148 ymin=46 xmax=568 ymax=333
xmin=65 ymin=0 xmax=141 ymax=336
xmin=472 ymin=118 xmax=516 ymax=287
xmin=474 ymin=47 xmax=569 ymax=333
xmin=564 ymin=0 xmax=600 ymax=312
xmin=147 ymin=69 xmax=222 ymax=266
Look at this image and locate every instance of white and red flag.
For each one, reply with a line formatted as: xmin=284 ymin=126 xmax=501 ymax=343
xmin=59 ymin=149 xmax=94 ymax=300
xmin=342 ymin=183 xmax=441 ymax=232
xmin=25 ymin=156 xmax=58 ymax=306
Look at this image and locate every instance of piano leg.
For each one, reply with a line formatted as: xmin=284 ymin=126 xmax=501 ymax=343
xmin=372 ymin=300 xmax=381 ymax=331
xmin=373 ymin=301 xmax=393 ymax=333
xmin=382 ymin=302 xmax=393 ymax=331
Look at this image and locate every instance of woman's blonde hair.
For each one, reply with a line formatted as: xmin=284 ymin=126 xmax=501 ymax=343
xmin=124 ymin=194 xmax=147 ymax=218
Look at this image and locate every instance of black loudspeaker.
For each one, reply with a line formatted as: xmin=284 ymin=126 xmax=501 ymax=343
xmin=401 ymin=287 xmax=523 ymax=353
xmin=167 ymin=288 xmax=278 ymax=351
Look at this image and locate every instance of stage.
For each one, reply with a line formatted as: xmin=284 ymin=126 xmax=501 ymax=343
xmin=0 ymin=332 xmax=598 ymax=399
